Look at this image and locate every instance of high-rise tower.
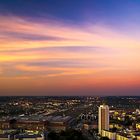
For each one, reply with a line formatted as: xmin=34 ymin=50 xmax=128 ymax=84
xmin=98 ymin=104 xmax=109 ymax=134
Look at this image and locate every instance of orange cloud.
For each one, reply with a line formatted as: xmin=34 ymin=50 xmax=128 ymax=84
xmin=0 ymin=15 xmax=140 ymax=95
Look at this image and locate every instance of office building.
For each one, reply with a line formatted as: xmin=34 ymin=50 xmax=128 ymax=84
xmin=98 ymin=104 xmax=109 ymax=134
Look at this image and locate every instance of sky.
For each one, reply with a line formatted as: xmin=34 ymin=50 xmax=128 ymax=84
xmin=0 ymin=0 xmax=140 ymax=96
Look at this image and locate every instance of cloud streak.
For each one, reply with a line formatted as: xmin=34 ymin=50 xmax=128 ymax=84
xmin=0 ymin=15 xmax=140 ymax=95
xmin=0 ymin=15 xmax=140 ymax=50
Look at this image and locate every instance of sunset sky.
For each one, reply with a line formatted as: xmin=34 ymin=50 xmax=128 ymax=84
xmin=0 ymin=0 xmax=140 ymax=96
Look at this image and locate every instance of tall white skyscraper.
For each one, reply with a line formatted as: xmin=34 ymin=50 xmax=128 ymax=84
xmin=98 ymin=104 xmax=109 ymax=134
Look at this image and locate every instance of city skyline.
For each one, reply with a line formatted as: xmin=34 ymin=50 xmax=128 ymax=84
xmin=0 ymin=0 xmax=140 ymax=96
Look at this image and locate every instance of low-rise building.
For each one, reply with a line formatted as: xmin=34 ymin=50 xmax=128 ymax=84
xmin=116 ymin=134 xmax=133 ymax=140
xmin=14 ymin=134 xmax=43 ymax=140
xmin=83 ymin=122 xmax=98 ymax=130
xmin=136 ymin=123 xmax=140 ymax=130
xmin=101 ymin=130 xmax=116 ymax=140
xmin=0 ymin=134 xmax=10 ymax=140
xmin=47 ymin=116 xmax=74 ymax=132
xmin=0 ymin=121 xmax=10 ymax=129
xmin=16 ymin=120 xmax=47 ymax=130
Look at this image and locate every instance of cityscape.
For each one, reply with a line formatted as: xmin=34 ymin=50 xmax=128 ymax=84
xmin=0 ymin=96 xmax=140 ymax=139
xmin=1 ymin=0 xmax=140 ymax=140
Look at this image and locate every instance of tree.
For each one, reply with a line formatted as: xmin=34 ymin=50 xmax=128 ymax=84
xmin=124 ymin=116 xmax=132 ymax=126
xmin=47 ymin=131 xmax=58 ymax=140
xmin=100 ymin=136 xmax=110 ymax=140
xmin=47 ymin=129 xmax=89 ymax=140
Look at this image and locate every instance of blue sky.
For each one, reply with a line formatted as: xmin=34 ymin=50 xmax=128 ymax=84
xmin=1 ymin=0 xmax=140 ymax=25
